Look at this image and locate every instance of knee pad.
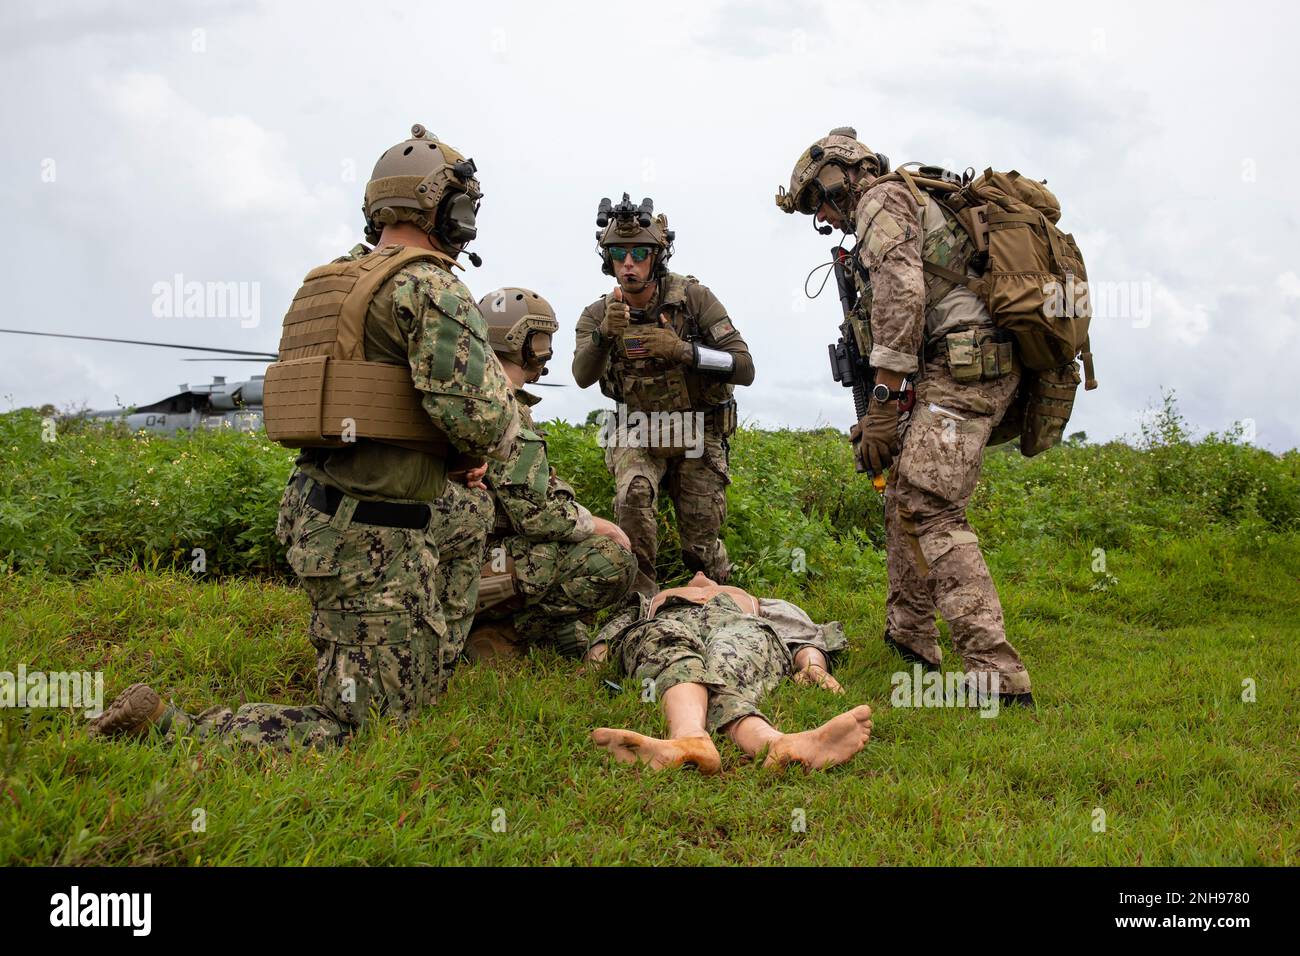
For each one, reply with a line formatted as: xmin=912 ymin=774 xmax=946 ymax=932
xmin=623 ymin=476 xmax=655 ymax=510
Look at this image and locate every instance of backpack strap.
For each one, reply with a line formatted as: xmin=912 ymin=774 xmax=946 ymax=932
xmin=337 ymin=244 xmax=458 ymax=360
xmin=922 ymin=259 xmax=985 ymax=298
xmin=1080 ymin=335 xmax=1098 ymax=391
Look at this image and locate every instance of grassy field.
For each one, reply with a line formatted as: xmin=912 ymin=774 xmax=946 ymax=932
xmin=1 ymin=399 xmax=1297 ymax=865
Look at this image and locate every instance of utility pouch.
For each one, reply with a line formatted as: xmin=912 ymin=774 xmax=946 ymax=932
xmin=712 ymin=399 xmax=738 ymax=437
xmin=1020 ymin=361 xmax=1081 ymax=457
xmin=945 ymin=329 xmax=1016 ymax=383
xmin=476 ymin=556 xmax=521 ymax=613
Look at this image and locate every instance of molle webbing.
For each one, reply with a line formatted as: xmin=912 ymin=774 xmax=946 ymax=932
xmin=263 ymin=245 xmax=458 ymax=454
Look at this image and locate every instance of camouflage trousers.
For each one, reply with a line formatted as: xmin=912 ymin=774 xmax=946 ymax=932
xmin=171 ymin=473 xmax=492 ymax=750
xmin=611 ymin=594 xmax=793 ymax=732
xmin=429 ymin=481 xmax=496 ymax=682
xmin=885 ymin=360 xmax=1032 ymax=694
xmin=478 ymin=532 xmax=637 ymax=657
xmin=606 ymin=428 xmax=731 ymax=596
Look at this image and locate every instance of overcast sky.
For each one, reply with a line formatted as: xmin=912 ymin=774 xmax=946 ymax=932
xmin=2 ymin=0 xmax=1297 ymax=450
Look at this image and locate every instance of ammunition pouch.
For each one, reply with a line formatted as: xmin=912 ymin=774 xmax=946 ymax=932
xmin=1019 ymin=361 xmax=1081 ymax=457
xmin=939 ymin=328 xmax=1017 ymax=384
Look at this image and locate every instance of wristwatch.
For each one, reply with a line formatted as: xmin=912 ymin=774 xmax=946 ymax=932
xmin=871 ymin=382 xmax=906 ymax=403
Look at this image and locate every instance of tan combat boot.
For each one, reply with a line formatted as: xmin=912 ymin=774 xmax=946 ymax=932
xmin=464 ymin=621 xmax=525 ymax=662
xmin=88 ymin=683 xmax=168 ymax=738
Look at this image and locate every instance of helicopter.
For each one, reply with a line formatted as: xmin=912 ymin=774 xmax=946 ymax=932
xmin=1 ymin=327 xmax=560 ymax=438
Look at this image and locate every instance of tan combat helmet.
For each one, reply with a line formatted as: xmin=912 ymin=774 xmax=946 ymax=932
xmin=775 ymin=126 xmax=888 ymax=225
xmin=477 ymin=287 xmax=559 ymax=373
xmin=364 ymin=124 xmax=483 ymax=263
xmin=594 ymin=193 xmax=675 ymax=277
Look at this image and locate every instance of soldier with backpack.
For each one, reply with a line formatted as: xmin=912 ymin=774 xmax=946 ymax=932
xmin=775 ymin=128 xmax=1097 ymax=706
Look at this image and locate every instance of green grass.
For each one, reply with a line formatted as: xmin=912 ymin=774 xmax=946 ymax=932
xmin=1 ymin=531 xmax=1297 ymax=865
xmin=0 ymin=396 xmax=1298 ymax=865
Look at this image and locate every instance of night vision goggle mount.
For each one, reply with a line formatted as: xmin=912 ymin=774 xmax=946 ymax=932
xmin=595 ymin=193 xmax=675 ymax=277
xmin=597 ymin=192 xmax=654 ymax=229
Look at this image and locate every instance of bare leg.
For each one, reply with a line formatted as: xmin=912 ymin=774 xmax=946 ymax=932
xmin=591 ymin=683 xmax=721 ymax=774
xmin=726 ymin=706 xmax=874 ymax=772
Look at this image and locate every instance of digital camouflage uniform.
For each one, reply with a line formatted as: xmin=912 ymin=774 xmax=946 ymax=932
xmin=160 ymin=245 xmax=519 ymax=749
xmin=477 ymin=389 xmax=637 ymax=657
xmin=595 ymin=592 xmax=846 ymax=732
xmin=573 ymin=274 xmax=753 ymax=595
xmin=854 ymin=179 xmax=1032 ymax=694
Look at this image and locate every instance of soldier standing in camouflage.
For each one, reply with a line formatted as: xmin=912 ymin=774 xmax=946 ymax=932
xmin=89 ymin=125 xmax=520 ymax=748
xmin=462 ymin=286 xmax=637 ymax=661
xmin=776 ymin=128 xmax=1034 ymax=705
xmin=573 ymin=195 xmax=754 ymax=597
xmin=587 ymin=573 xmax=872 ymax=773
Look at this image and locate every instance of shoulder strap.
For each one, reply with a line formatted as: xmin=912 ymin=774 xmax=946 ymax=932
xmin=336 ymin=245 xmax=458 ymax=360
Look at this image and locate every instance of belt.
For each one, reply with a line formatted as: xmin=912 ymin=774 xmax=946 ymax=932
xmin=290 ymin=472 xmax=430 ymax=530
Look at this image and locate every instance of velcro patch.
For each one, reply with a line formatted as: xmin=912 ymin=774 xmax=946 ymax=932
xmin=707 ymin=317 xmax=736 ymax=343
xmin=864 ymin=206 xmax=906 ymax=258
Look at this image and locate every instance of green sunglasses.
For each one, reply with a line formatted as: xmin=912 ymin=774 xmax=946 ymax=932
xmin=607 ymin=245 xmax=654 ymax=263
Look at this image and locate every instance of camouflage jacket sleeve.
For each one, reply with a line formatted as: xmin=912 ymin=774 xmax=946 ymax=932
xmin=398 ymin=263 xmax=520 ymax=460
xmin=572 ymin=297 xmax=613 ymax=389
xmin=685 ymin=283 xmax=755 ymax=385
xmin=486 ymin=427 xmax=594 ymax=542
xmin=757 ymin=598 xmax=848 ymax=671
xmin=854 ymin=181 xmax=925 ymax=375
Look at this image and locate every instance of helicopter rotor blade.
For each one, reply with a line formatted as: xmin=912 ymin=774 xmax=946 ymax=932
xmin=0 ymin=328 xmax=277 ymax=359
xmin=182 ymin=358 xmax=273 ymax=362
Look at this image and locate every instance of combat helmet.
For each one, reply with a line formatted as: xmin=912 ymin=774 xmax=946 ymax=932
xmin=594 ymin=193 xmax=675 ymax=277
xmin=364 ymin=124 xmax=483 ymax=261
xmin=775 ymin=127 xmax=889 ymax=226
xmin=477 ymin=287 xmax=559 ymax=373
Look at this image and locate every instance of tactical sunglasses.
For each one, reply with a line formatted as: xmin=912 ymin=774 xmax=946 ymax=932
xmin=607 ymin=245 xmax=654 ymax=263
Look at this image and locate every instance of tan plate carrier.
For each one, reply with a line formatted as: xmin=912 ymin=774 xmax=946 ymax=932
xmin=263 ymin=245 xmax=454 ymax=455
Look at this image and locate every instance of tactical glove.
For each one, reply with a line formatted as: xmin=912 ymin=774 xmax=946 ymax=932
xmin=600 ymin=296 xmax=630 ymax=339
xmin=638 ymin=318 xmax=693 ymax=364
xmin=849 ymin=397 xmax=901 ymax=475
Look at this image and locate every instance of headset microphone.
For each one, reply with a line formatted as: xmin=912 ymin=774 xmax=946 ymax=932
xmin=816 ymin=224 xmax=833 ymax=235
xmin=466 ymin=251 xmax=482 ymax=267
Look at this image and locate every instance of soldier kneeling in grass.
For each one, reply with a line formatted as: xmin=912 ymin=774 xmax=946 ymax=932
xmin=589 ymin=573 xmax=873 ymax=773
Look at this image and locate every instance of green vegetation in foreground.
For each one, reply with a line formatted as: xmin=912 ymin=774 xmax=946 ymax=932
xmin=0 ymin=395 xmax=1297 ymax=864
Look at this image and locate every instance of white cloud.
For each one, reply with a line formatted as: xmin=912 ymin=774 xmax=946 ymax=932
xmin=0 ymin=0 xmax=1297 ymax=450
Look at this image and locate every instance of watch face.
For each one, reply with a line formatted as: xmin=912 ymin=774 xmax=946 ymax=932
xmin=872 ymin=383 xmax=890 ymax=402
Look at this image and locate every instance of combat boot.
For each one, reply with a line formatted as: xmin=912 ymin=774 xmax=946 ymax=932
xmin=88 ymin=683 xmax=168 ymax=738
xmin=1000 ymin=692 xmax=1036 ymax=709
xmin=464 ymin=620 xmax=525 ymax=662
xmin=883 ymin=630 xmax=940 ymax=672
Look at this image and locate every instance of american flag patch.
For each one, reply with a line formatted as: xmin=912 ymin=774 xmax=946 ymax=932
xmin=623 ymin=333 xmax=649 ymax=359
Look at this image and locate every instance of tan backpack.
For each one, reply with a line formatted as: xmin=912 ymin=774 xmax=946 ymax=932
xmin=881 ymin=165 xmax=1098 ymax=455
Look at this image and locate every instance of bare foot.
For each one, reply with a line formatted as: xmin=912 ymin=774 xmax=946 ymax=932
xmin=762 ymin=705 xmax=873 ymax=772
xmin=591 ymin=728 xmax=722 ymax=774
